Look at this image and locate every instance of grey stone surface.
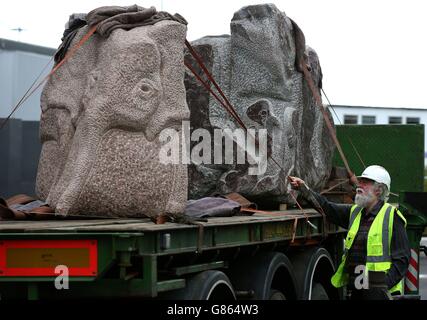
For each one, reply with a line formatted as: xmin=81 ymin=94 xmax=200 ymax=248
xmin=185 ymin=4 xmax=335 ymax=207
xmin=36 ymin=20 xmax=189 ymax=217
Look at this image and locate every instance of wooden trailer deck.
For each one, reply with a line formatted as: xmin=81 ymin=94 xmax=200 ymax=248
xmin=0 ymin=209 xmax=337 ymax=234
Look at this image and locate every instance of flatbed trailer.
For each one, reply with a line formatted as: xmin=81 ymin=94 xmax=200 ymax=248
xmin=1 ymin=125 xmax=427 ymax=300
xmin=0 ymin=209 xmax=346 ymax=300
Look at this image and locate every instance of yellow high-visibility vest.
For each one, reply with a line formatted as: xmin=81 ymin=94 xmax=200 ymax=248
xmin=331 ymin=203 xmax=407 ymax=294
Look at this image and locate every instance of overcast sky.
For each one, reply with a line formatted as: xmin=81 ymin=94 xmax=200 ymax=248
xmin=1 ymin=0 xmax=426 ymax=109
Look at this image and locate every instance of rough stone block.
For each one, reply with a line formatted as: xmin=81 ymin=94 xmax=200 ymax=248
xmin=185 ymin=4 xmax=335 ymax=207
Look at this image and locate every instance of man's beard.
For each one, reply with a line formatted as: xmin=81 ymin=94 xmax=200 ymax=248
xmin=355 ymin=188 xmax=376 ymax=208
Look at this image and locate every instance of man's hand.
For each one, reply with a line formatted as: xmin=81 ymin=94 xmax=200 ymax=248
xmin=287 ymin=176 xmax=306 ymax=190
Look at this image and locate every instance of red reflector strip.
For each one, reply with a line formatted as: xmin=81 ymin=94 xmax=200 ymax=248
xmin=405 ymin=248 xmax=418 ymax=292
xmin=0 ymin=240 xmax=97 ymax=277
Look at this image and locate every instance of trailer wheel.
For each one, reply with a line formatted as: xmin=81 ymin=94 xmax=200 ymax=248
xmin=310 ymin=282 xmax=329 ymax=300
xmin=291 ymin=247 xmax=338 ymax=300
xmin=269 ymin=289 xmax=287 ymax=300
xmin=161 ymin=270 xmax=236 ymax=300
xmin=229 ymin=252 xmax=297 ymax=300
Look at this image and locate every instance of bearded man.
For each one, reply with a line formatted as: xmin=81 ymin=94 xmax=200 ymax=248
xmin=288 ymin=165 xmax=410 ymax=300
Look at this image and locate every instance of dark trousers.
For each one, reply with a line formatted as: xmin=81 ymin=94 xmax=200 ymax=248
xmin=348 ymin=288 xmax=392 ymax=300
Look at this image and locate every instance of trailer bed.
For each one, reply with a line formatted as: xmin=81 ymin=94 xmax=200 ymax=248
xmin=0 ymin=209 xmax=344 ymax=261
xmin=0 ymin=209 xmax=335 ymax=234
xmin=0 ymin=208 xmax=346 ymax=300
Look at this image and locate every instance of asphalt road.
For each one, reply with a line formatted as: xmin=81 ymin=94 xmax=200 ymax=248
xmin=419 ymin=237 xmax=427 ymax=300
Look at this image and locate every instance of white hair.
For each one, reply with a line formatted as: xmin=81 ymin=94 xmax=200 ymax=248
xmin=374 ymin=182 xmax=389 ymax=202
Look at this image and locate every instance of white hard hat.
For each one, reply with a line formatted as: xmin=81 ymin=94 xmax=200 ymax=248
xmin=357 ymin=165 xmax=391 ymax=190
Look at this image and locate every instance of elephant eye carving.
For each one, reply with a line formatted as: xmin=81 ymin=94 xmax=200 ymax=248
xmin=136 ymin=79 xmax=157 ymax=100
xmin=141 ymin=84 xmax=151 ymax=93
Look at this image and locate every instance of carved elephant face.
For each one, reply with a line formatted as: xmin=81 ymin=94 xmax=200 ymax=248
xmin=36 ymin=21 xmax=189 ymax=217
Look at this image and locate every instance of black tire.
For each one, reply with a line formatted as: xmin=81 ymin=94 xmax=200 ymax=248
xmin=229 ymin=252 xmax=297 ymax=300
xmin=269 ymin=289 xmax=287 ymax=300
xmin=291 ymin=247 xmax=338 ymax=300
xmin=310 ymin=282 xmax=329 ymax=300
xmin=161 ymin=270 xmax=236 ymax=300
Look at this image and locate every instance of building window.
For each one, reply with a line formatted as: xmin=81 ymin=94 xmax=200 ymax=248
xmin=388 ymin=116 xmax=402 ymax=124
xmin=362 ymin=115 xmax=376 ymax=124
xmin=406 ymin=117 xmax=420 ymax=124
xmin=344 ymin=115 xmax=358 ymax=124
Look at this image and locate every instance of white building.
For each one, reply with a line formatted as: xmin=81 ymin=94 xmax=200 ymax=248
xmin=330 ymin=105 xmax=427 ymax=126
